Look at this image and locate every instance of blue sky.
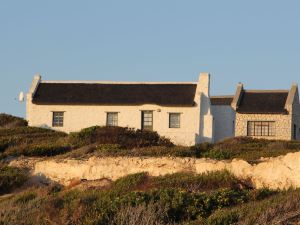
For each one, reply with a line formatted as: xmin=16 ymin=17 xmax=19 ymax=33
xmin=1 ymin=1 xmax=300 ymax=117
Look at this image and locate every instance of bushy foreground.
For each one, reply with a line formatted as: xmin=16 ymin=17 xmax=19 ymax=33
xmin=199 ymin=188 xmax=300 ymax=225
xmin=69 ymin=126 xmax=174 ymax=148
xmin=0 ymin=166 xmax=28 ymax=195
xmin=0 ymin=114 xmax=28 ymax=128
xmin=1 ymin=114 xmax=300 ymax=162
xmin=199 ymin=137 xmax=300 ymax=162
xmin=0 ymin=125 xmax=174 ymax=159
xmin=0 ymin=171 xmax=279 ymax=225
xmin=0 ymin=127 xmax=69 ymax=158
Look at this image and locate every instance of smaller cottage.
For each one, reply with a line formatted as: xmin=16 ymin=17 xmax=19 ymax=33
xmin=231 ymin=83 xmax=300 ymax=140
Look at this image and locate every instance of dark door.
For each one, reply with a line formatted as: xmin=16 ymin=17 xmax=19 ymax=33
xmin=294 ymin=124 xmax=297 ymax=140
xmin=141 ymin=111 xmax=153 ymax=131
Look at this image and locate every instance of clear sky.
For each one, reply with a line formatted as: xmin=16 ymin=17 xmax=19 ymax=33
xmin=1 ymin=0 xmax=300 ymax=117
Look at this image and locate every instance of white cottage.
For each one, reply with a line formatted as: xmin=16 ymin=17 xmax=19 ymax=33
xmin=26 ymin=73 xmax=223 ymax=146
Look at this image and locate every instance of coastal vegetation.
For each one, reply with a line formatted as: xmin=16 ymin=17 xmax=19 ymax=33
xmin=1 ymin=113 xmax=300 ymax=224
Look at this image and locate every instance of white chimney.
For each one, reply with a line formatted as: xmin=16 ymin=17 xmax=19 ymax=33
xmin=198 ymin=72 xmax=210 ymax=97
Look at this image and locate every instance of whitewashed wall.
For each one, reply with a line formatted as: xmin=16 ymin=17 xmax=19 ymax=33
xmin=211 ymin=105 xmax=235 ymax=142
xmin=27 ymin=103 xmax=201 ymax=146
xmin=26 ymin=73 xmax=214 ymax=146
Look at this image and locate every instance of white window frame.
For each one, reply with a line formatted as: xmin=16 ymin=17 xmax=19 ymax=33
xmin=106 ymin=112 xmax=118 ymax=126
xmin=169 ymin=113 xmax=181 ymax=128
xmin=141 ymin=111 xmax=153 ymax=131
xmin=247 ymin=121 xmax=275 ymax=136
xmin=52 ymin=112 xmax=64 ymax=127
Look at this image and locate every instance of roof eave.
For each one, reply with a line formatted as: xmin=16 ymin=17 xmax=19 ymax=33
xmin=31 ymin=101 xmax=197 ymax=107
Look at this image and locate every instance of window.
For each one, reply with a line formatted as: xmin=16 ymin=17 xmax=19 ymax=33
xmin=106 ymin=112 xmax=118 ymax=126
xmin=169 ymin=113 xmax=180 ymax=128
xmin=247 ymin=121 xmax=275 ymax=136
xmin=141 ymin=111 xmax=153 ymax=131
xmin=52 ymin=112 xmax=64 ymax=127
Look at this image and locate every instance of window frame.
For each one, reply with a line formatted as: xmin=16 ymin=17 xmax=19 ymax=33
xmin=169 ymin=113 xmax=181 ymax=128
xmin=247 ymin=121 xmax=275 ymax=137
xmin=106 ymin=112 xmax=118 ymax=127
xmin=52 ymin=112 xmax=64 ymax=127
xmin=141 ymin=111 xmax=153 ymax=131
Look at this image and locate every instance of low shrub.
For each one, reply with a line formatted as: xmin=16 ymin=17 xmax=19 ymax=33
xmin=112 ymin=172 xmax=148 ymax=193
xmin=69 ymin=126 xmax=174 ymax=149
xmin=95 ymin=144 xmax=122 ymax=154
xmin=0 ymin=138 xmax=13 ymax=152
xmin=0 ymin=126 xmax=65 ymax=137
xmin=117 ymin=188 xmax=251 ymax=222
xmin=204 ymin=210 xmax=239 ymax=225
xmin=0 ymin=166 xmax=28 ymax=194
xmin=251 ymin=187 xmax=278 ymax=200
xmin=5 ymin=143 xmax=71 ymax=157
xmin=15 ymin=191 xmax=37 ymax=204
xmin=0 ymin=114 xmax=28 ymax=128
xmin=190 ymin=142 xmax=213 ymax=157
xmin=47 ymin=184 xmax=63 ymax=195
xmin=92 ymin=145 xmax=193 ymax=158
xmin=202 ymin=149 xmax=233 ymax=160
xmin=0 ymin=170 xmax=281 ymax=225
xmin=151 ymin=170 xmax=241 ymax=192
xmin=203 ymin=188 xmax=300 ymax=225
xmin=198 ymin=137 xmax=300 ymax=161
xmin=0 ymin=126 xmax=69 ymax=158
xmin=112 ymin=203 xmax=165 ymax=225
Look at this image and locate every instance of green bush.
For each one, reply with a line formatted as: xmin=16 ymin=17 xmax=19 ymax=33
xmin=190 ymin=142 xmax=213 ymax=157
xmin=95 ymin=144 xmax=122 ymax=154
xmin=0 ymin=138 xmax=13 ymax=152
xmin=202 ymin=149 xmax=233 ymax=160
xmin=251 ymin=188 xmax=277 ymax=200
xmin=69 ymin=126 xmax=174 ymax=149
xmin=88 ymin=145 xmax=194 ymax=158
xmin=111 ymin=203 xmax=165 ymax=225
xmin=0 ymin=170 xmax=282 ymax=225
xmin=112 ymin=172 xmax=148 ymax=193
xmin=0 ymin=114 xmax=28 ymax=128
xmin=5 ymin=143 xmax=71 ymax=157
xmin=0 ymin=166 xmax=28 ymax=194
xmin=203 ymin=188 xmax=300 ymax=225
xmin=199 ymin=137 xmax=300 ymax=162
xmin=205 ymin=210 xmax=239 ymax=225
xmin=117 ymin=188 xmax=251 ymax=222
xmin=15 ymin=191 xmax=37 ymax=204
xmin=0 ymin=126 xmax=65 ymax=137
xmin=0 ymin=126 xmax=69 ymax=158
xmin=152 ymin=170 xmax=240 ymax=192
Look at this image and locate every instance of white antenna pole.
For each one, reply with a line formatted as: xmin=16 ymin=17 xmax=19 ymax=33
xmin=18 ymin=92 xmax=24 ymax=102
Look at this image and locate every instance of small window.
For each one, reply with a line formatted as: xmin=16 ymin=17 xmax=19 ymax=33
xmin=169 ymin=113 xmax=180 ymax=128
xmin=106 ymin=112 xmax=118 ymax=126
xmin=247 ymin=121 xmax=275 ymax=136
xmin=52 ymin=112 xmax=64 ymax=127
xmin=141 ymin=111 xmax=153 ymax=131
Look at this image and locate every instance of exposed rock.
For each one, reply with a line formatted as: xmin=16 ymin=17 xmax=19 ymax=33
xmin=9 ymin=151 xmax=300 ymax=190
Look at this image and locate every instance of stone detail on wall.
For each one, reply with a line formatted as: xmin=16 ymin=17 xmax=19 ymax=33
xmin=235 ymin=113 xmax=292 ymax=140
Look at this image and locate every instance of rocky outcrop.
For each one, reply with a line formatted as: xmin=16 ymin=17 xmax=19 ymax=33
xmin=9 ymin=151 xmax=300 ymax=190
